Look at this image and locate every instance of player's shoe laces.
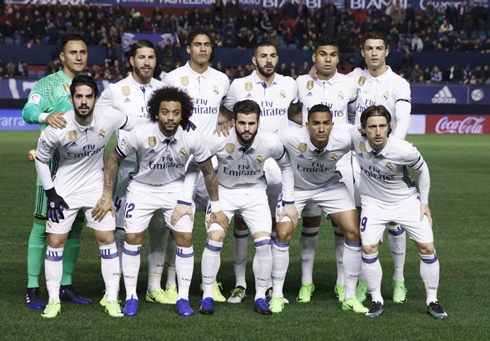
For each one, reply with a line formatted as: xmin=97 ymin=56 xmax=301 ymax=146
xmin=392 ymin=279 xmax=407 ymax=303
xmin=342 ymin=294 xmax=369 ymax=314
xmin=228 ymin=286 xmax=247 ymax=303
xmin=176 ymin=298 xmax=194 ymax=316
xmin=99 ymin=291 xmax=119 ymax=307
xmin=355 ymin=279 xmax=369 ymax=303
xmin=199 ymin=297 xmax=214 ymax=315
xmin=334 ymin=284 xmax=345 ymax=302
xmin=122 ymin=296 xmax=139 ymax=316
xmin=297 ymin=283 xmax=315 ymax=303
xmin=26 ymin=287 xmax=45 ymax=309
xmin=146 ymin=288 xmax=173 ymax=304
xmin=254 ymin=298 xmax=272 ymax=315
xmin=41 ymin=301 xmax=61 ymax=318
xmin=269 ymin=296 xmax=285 ymax=313
xmin=59 ymin=285 xmax=92 ymax=304
xmin=365 ymin=301 xmax=384 ymax=318
xmin=427 ymin=301 xmax=448 ymax=320
xmin=200 ymin=282 xmax=226 ymax=302
xmin=105 ymin=300 xmax=124 ymax=318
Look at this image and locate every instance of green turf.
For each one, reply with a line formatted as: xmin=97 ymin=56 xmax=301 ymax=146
xmin=1 ymin=132 xmax=489 ymax=340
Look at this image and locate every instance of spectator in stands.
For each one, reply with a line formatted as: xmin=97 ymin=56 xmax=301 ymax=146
xmin=102 ymin=61 xmax=112 ymax=80
xmin=463 ymin=64 xmax=472 ymax=82
xmin=6 ymin=61 xmax=16 ymax=78
xmin=481 ymin=38 xmax=490 ymax=53
xmin=405 ymin=3 xmax=415 ymax=34
xmin=222 ymin=30 xmax=236 ymax=48
xmin=410 ymin=64 xmax=423 ymax=83
xmin=236 ymin=30 xmax=248 ymax=50
xmin=439 ymin=19 xmax=454 ymax=34
xmin=213 ymin=0 xmax=223 ymax=17
xmin=461 ymin=1 xmax=475 ymax=35
xmin=298 ymin=60 xmax=309 ymax=75
xmin=269 ymin=29 xmax=280 ymax=50
xmin=226 ymin=0 xmax=240 ymax=20
xmin=472 ymin=65 xmax=484 ymax=84
xmin=445 ymin=1 xmax=458 ymax=28
xmin=411 ymin=33 xmax=424 ymax=51
xmin=475 ymin=3 xmax=487 ymax=31
xmin=430 ymin=66 xmax=442 ymax=82
xmin=423 ymin=66 xmax=431 ymax=82
xmin=289 ymin=61 xmax=297 ymax=79
xmin=482 ymin=65 xmax=490 ymax=83
xmin=17 ymin=60 xmax=28 ymax=78
xmin=110 ymin=59 xmax=123 ymax=81
xmin=450 ymin=64 xmax=464 ymax=83
xmin=425 ymin=1 xmax=437 ymax=25
xmin=283 ymin=0 xmax=298 ymax=20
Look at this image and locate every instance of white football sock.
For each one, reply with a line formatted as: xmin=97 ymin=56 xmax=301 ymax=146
xmin=420 ymin=252 xmax=440 ymax=306
xmin=147 ymin=221 xmax=166 ymax=292
xmin=362 ymin=252 xmax=383 ymax=305
xmin=253 ymin=237 xmax=272 ymax=300
xmin=165 ymin=232 xmax=177 ymax=287
xmin=232 ymin=228 xmax=249 ymax=289
xmin=387 ymin=224 xmax=406 ymax=281
xmin=122 ymin=242 xmax=141 ymax=301
xmin=176 ymin=245 xmax=194 ymax=300
xmin=299 ymin=226 xmax=318 ymax=284
xmin=45 ymin=246 xmax=64 ymax=303
xmin=333 ymin=226 xmax=345 ymax=285
xmin=271 ymin=240 xmax=289 ymax=298
xmin=201 ymin=239 xmax=223 ymax=299
xmin=99 ymin=242 xmax=119 ymax=302
xmin=115 ymin=228 xmax=125 ymax=275
xmin=343 ymin=241 xmax=362 ymax=299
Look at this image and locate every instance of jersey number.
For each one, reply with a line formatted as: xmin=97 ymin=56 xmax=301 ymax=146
xmin=361 ymin=217 xmax=368 ymax=233
xmin=125 ymin=203 xmax=135 ymax=218
xmin=114 ymin=197 xmax=122 ymax=212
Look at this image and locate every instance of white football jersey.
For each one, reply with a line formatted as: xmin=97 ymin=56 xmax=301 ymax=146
xmin=223 ymin=71 xmax=298 ymax=134
xmin=115 ymin=123 xmax=211 ymax=193
xmin=349 ymin=127 xmax=429 ymax=206
xmin=296 ymin=71 xmax=357 ymax=125
xmin=348 ymin=67 xmax=411 ymax=139
xmin=162 ymin=62 xmax=230 ymax=140
xmin=36 ymin=107 xmax=137 ymax=197
xmin=280 ymin=125 xmax=353 ymax=191
xmin=207 ymin=128 xmax=294 ymax=202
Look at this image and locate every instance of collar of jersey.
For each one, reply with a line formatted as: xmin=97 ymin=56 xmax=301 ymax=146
xmin=129 ymin=73 xmax=154 ymax=89
xmin=71 ymin=108 xmax=97 ymax=132
xmin=364 ymin=134 xmax=393 ymax=156
xmin=252 ymin=71 xmax=277 ymax=86
xmin=59 ymin=69 xmax=75 ymax=82
xmin=155 ymin=123 xmax=182 ymax=142
xmin=366 ymin=66 xmax=393 ymax=83
xmin=231 ymin=129 xmax=260 ymax=151
xmin=184 ymin=61 xmax=211 ymax=79
xmin=316 ymin=69 xmax=339 ymax=85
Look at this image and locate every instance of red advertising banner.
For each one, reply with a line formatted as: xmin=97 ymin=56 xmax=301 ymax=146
xmin=426 ymin=116 xmax=490 ymax=135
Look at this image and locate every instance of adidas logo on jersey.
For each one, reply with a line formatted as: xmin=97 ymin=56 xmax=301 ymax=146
xmin=246 ymin=93 xmax=252 ymax=98
xmin=148 ymin=149 xmax=156 ymax=153
xmin=225 ymin=155 xmax=233 ymax=160
xmin=297 ymin=154 xmax=305 ymax=159
xmin=68 ymin=142 xmax=78 ymax=148
xmin=306 ymin=92 xmax=313 ymax=97
xmin=124 ymin=98 xmax=131 ymax=103
xmin=432 ymin=86 xmax=456 ymax=104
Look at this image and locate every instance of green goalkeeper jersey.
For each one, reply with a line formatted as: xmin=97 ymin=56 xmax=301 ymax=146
xmin=22 ymin=69 xmax=74 ymax=131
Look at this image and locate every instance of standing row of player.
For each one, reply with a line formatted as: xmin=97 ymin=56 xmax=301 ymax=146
xmin=23 ymin=29 xmax=447 ymax=320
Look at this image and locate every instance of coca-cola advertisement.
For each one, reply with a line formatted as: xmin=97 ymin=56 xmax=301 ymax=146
xmin=426 ymin=116 xmax=490 ymax=135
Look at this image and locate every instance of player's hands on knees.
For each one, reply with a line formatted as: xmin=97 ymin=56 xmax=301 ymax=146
xmin=278 ymin=204 xmax=299 ymax=228
xmin=45 ymin=111 xmax=67 ymax=129
xmin=208 ymin=211 xmax=229 ymax=233
xmin=214 ymin=121 xmax=234 ymax=137
xmin=171 ymin=203 xmax=194 ymax=226
xmin=420 ymin=204 xmax=432 ymax=226
xmin=45 ymin=188 xmax=69 ymax=224
xmin=92 ymin=195 xmax=115 ymax=222
xmin=309 ymin=65 xmax=318 ymax=81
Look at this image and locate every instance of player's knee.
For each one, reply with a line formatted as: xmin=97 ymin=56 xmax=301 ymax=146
xmin=417 ymin=242 xmax=435 ymax=255
xmin=47 ymin=234 xmax=67 ymax=248
xmin=275 ymin=224 xmax=293 ymax=243
xmin=207 ymin=230 xmax=226 ymax=242
xmin=125 ymin=232 xmax=143 ymax=245
xmin=362 ymin=244 xmax=378 ymax=255
xmin=173 ymin=231 xmax=192 ymax=248
xmin=303 ymin=215 xmax=321 ymax=227
xmin=95 ymin=231 xmax=115 ymax=246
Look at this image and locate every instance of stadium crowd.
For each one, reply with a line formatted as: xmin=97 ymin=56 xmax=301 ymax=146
xmin=0 ymin=1 xmax=489 ymax=84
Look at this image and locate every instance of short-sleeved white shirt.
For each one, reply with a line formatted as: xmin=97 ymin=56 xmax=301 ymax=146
xmin=206 ymin=128 xmax=293 ymax=202
xmin=296 ymin=71 xmax=357 ymax=125
xmin=162 ymin=62 xmax=230 ymax=140
xmin=348 ymin=67 xmax=411 ymax=134
xmin=36 ymin=107 xmax=135 ymax=197
xmin=115 ymin=123 xmax=211 ymax=193
xmin=223 ymin=71 xmax=298 ymax=133
xmin=349 ymin=127 xmax=426 ymax=206
xmin=280 ymin=125 xmax=353 ymax=191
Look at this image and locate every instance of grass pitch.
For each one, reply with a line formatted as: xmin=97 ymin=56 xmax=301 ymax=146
xmin=0 ymin=132 xmax=489 ymax=340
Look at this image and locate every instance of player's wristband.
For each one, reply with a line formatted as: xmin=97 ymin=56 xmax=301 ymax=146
xmin=210 ymin=201 xmax=221 ymax=213
xmin=39 ymin=113 xmax=49 ymax=124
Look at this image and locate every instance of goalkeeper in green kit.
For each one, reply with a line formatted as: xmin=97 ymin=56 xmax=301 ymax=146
xmin=22 ymin=34 xmax=91 ymax=308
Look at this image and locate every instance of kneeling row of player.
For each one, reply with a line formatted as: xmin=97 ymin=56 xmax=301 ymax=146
xmin=34 ymin=76 xmax=447 ymax=320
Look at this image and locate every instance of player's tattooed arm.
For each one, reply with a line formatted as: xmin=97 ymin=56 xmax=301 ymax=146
xmin=92 ymin=149 xmax=123 ymax=222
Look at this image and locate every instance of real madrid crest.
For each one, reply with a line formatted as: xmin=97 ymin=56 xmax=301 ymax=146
xmin=245 ymin=82 xmax=253 ymax=92
xmin=298 ymin=143 xmax=307 ymax=153
xmin=122 ymin=86 xmax=131 ymax=97
xmin=382 ymin=91 xmax=389 ymax=100
xmin=279 ymin=89 xmax=286 ymax=99
xmin=62 ymin=83 xmax=70 ymax=93
xmin=337 ymin=91 xmax=345 ymax=100
xmin=98 ymin=129 xmax=106 ymax=139
xmin=68 ymin=130 xmax=77 ymax=141
xmin=330 ymin=153 xmax=338 ymax=161
xmin=385 ymin=162 xmax=394 ymax=171
xmin=358 ymin=76 xmax=366 ymax=86
xmin=181 ymin=76 xmax=189 ymax=87
xmin=148 ymin=136 xmax=157 ymax=148
xmin=255 ymin=155 xmax=263 ymax=163
xmin=179 ymin=147 xmax=187 ymax=156
xmin=213 ymin=86 xmax=219 ymax=96
xmin=359 ymin=141 xmax=366 ymax=152
xmin=226 ymin=143 xmax=235 ymax=154
xmin=306 ymin=80 xmax=314 ymax=90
